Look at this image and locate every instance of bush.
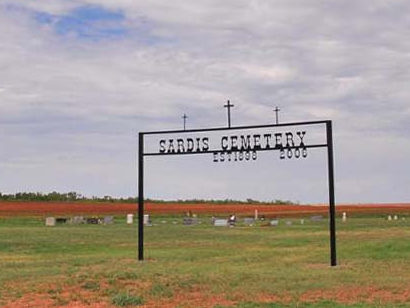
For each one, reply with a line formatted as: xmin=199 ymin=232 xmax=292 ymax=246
xmin=111 ymin=292 xmax=144 ymax=306
xmin=150 ymin=282 xmax=173 ymax=298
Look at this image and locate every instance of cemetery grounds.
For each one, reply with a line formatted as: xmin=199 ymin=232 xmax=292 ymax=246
xmin=0 ymin=202 xmax=409 ymax=308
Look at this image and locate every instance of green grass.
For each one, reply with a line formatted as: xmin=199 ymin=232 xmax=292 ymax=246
xmin=0 ymin=215 xmax=409 ymax=307
xmin=111 ymin=292 xmax=144 ymax=306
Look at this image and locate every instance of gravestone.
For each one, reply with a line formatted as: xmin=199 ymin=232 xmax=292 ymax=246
xmin=286 ymin=221 xmax=292 ymax=226
xmin=394 ymin=215 xmax=398 ymax=221
xmin=243 ymin=218 xmax=255 ymax=225
xmin=300 ymin=219 xmax=305 ymax=225
xmin=342 ymin=212 xmax=347 ymax=222
xmin=270 ymin=219 xmax=279 ymax=226
xmin=387 ymin=215 xmax=392 ymax=221
xmin=143 ymin=214 xmax=151 ymax=225
xmin=45 ymin=217 xmax=56 ymax=226
xmin=86 ymin=217 xmax=100 ymax=224
xmin=214 ymin=219 xmax=228 ymax=227
xmin=228 ymin=214 xmax=236 ymax=227
xmin=310 ymin=215 xmax=323 ymax=222
xmin=104 ymin=216 xmax=114 ymax=224
xmin=183 ymin=217 xmax=198 ymax=225
xmin=56 ymin=217 xmax=68 ymax=224
xmin=70 ymin=216 xmax=85 ymax=224
xmin=127 ymin=214 xmax=134 ymax=224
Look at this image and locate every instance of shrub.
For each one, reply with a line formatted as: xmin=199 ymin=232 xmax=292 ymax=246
xmin=111 ymin=292 xmax=144 ymax=306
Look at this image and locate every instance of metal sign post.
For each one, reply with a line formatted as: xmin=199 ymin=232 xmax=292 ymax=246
xmin=137 ymin=118 xmax=336 ymax=266
xmin=138 ymin=132 xmax=144 ymax=261
xmin=326 ymin=121 xmax=336 ymax=266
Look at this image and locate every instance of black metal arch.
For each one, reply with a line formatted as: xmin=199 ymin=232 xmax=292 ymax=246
xmin=138 ymin=120 xmax=336 ymax=266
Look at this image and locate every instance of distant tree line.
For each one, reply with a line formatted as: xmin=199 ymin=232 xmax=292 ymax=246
xmin=0 ymin=192 xmax=134 ymax=203
xmin=0 ymin=192 xmax=296 ymax=205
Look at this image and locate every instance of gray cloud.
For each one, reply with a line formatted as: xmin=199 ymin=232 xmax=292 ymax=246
xmin=0 ymin=0 xmax=409 ymax=202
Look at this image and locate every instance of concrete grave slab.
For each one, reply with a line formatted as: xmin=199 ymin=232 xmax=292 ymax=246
xmin=45 ymin=217 xmax=56 ymax=226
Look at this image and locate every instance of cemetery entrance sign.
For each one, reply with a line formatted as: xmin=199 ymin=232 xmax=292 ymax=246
xmin=138 ymin=120 xmax=337 ymax=266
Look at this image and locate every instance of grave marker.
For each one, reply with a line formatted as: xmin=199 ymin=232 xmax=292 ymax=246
xmin=127 ymin=214 xmax=134 ymax=224
xmin=183 ymin=217 xmax=198 ymax=225
xmin=45 ymin=217 xmax=56 ymax=226
xmin=86 ymin=217 xmax=100 ymax=224
xmin=214 ymin=219 xmax=228 ymax=227
xmin=244 ymin=218 xmax=255 ymax=225
xmin=56 ymin=217 xmax=68 ymax=224
xmin=310 ymin=215 xmax=323 ymax=222
xmin=70 ymin=216 xmax=85 ymax=224
xmin=143 ymin=214 xmax=151 ymax=225
xmin=104 ymin=216 xmax=114 ymax=224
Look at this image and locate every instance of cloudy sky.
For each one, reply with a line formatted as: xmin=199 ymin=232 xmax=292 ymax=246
xmin=1 ymin=0 xmax=409 ymax=204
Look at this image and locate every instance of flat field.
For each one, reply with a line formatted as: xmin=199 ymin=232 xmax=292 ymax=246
xmin=1 ymin=201 xmax=410 ymax=216
xmin=0 ymin=203 xmax=409 ymax=307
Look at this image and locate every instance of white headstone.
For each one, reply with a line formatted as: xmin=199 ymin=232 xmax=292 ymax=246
xmin=394 ymin=215 xmax=398 ymax=220
xmin=300 ymin=219 xmax=305 ymax=225
xmin=127 ymin=214 xmax=134 ymax=224
xmin=387 ymin=215 xmax=392 ymax=221
xmin=342 ymin=212 xmax=347 ymax=222
xmin=143 ymin=214 xmax=150 ymax=225
xmin=270 ymin=219 xmax=279 ymax=226
xmin=45 ymin=217 xmax=56 ymax=226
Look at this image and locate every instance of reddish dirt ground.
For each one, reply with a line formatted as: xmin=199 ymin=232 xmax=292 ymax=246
xmin=0 ymin=201 xmax=409 ymax=217
xmin=3 ymin=286 xmax=410 ymax=308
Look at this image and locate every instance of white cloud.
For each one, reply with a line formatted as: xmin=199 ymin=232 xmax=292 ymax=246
xmin=0 ymin=0 xmax=409 ymax=202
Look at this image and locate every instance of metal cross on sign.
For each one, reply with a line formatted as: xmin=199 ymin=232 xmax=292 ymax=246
xmin=182 ymin=114 xmax=188 ymax=130
xmin=224 ymin=100 xmax=234 ymax=128
xmin=274 ymin=106 xmax=280 ymax=124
